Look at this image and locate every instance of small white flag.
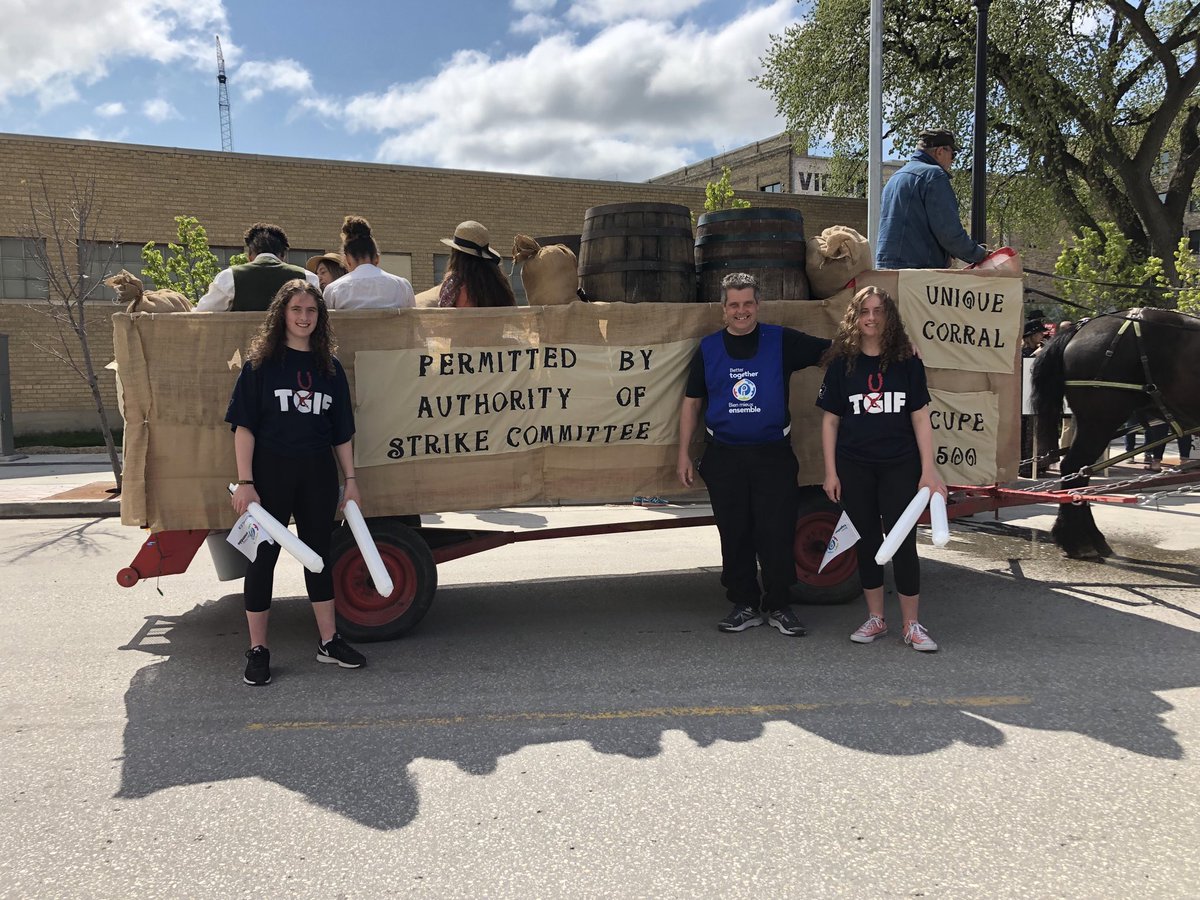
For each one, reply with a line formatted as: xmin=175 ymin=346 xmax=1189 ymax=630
xmin=818 ymin=510 xmax=861 ymax=573
xmin=227 ymin=511 xmax=275 ymax=562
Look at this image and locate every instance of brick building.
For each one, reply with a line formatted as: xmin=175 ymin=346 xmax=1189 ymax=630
xmin=0 ymin=133 xmax=869 ymax=434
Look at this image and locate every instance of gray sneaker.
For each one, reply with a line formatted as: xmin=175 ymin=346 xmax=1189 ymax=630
xmin=718 ymin=605 xmax=764 ymax=632
xmin=767 ymin=606 xmax=807 ymax=636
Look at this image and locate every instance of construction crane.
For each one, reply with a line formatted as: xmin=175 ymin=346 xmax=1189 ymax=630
xmin=215 ymin=36 xmax=233 ymax=152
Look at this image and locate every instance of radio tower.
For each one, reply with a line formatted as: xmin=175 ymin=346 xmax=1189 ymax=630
xmin=216 ymin=36 xmax=234 ymax=152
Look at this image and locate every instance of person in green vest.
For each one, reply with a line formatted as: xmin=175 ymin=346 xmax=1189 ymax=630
xmin=196 ymin=222 xmax=319 ymax=312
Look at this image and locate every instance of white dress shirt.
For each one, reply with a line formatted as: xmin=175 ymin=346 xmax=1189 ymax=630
xmin=322 ymin=263 xmax=416 ymax=310
xmin=194 ymin=253 xmax=320 ymax=312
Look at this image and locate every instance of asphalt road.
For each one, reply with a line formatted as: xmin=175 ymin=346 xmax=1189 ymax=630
xmin=1 ymin=498 xmax=1198 ymax=898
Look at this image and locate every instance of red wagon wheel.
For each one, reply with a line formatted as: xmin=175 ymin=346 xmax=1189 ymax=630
xmin=791 ymin=489 xmax=861 ymax=605
xmin=330 ymin=518 xmax=437 ymax=642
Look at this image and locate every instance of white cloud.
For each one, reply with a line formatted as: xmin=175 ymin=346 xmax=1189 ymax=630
xmin=96 ymin=101 xmax=126 ymax=118
xmin=512 ymin=0 xmax=557 ymax=10
xmin=143 ymin=98 xmax=179 ymax=121
xmin=510 ymin=12 xmax=557 ymax=34
xmin=236 ymin=59 xmax=314 ymax=103
xmin=0 ymin=0 xmax=228 ymax=108
xmin=566 ymin=0 xmax=707 ymax=26
xmin=316 ymin=1 xmax=798 ymax=181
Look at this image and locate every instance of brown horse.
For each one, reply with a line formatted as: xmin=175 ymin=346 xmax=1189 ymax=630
xmin=1032 ymin=307 xmax=1200 ymax=558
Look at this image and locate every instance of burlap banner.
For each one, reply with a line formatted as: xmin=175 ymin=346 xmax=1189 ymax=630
xmin=928 ymin=388 xmax=1000 ymax=484
xmin=354 ymin=339 xmax=695 ymax=468
xmin=897 ymin=270 xmax=1021 ymax=374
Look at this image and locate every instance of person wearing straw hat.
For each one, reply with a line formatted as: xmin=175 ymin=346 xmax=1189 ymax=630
xmin=438 ymin=221 xmax=516 ymax=308
xmin=323 ymin=216 xmax=415 ymax=310
xmin=305 ymin=251 xmax=348 ymax=292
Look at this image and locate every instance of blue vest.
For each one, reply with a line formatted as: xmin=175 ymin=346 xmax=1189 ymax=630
xmin=701 ymin=324 xmax=788 ymax=445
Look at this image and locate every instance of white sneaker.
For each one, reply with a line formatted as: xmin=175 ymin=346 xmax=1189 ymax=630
xmin=903 ymin=622 xmax=939 ymax=652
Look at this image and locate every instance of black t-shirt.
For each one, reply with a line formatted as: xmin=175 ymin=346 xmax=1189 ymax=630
xmin=225 ymin=347 xmax=355 ymax=456
xmin=816 ymin=353 xmax=930 ymax=464
xmin=685 ymin=325 xmax=831 ymax=402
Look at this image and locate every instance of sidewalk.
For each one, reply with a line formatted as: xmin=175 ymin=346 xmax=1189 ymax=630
xmin=0 ymin=453 xmax=121 ymax=518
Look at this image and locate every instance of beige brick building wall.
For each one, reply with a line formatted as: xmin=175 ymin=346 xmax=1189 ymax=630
xmin=650 ymin=132 xmax=798 ymax=193
xmin=0 ymin=133 xmax=867 ymax=434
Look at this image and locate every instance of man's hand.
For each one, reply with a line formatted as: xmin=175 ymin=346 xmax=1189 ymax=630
xmin=677 ymin=452 xmax=695 ymax=488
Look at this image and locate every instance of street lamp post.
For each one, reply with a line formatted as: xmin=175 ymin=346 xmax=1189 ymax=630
xmin=971 ymin=0 xmax=990 ymax=244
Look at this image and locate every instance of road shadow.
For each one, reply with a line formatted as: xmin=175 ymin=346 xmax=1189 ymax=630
xmin=116 ymin=555 xmax=1200 ymax=830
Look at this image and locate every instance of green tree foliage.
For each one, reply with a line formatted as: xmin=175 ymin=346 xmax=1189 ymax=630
xmin=1055 ymin=221 xmax=1165 ymax=314
xmin=1164 ymin=238 xmax=1200 ymax=313
xmin=140 ymin=216 xmax=220 ymax=303
xmin=757 ymin=0 xmax=1200 ymax=282
xmin=704 ymin=166 xmax=753 ymax=212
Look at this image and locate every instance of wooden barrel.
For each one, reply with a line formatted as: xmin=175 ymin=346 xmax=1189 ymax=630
xmin=578 ymin=202 xmax=695 ymax=302
xmin=695 ymin=207 xmax=810 ymax=302
xmin=534 ymin=234 xmax=582 ymax=257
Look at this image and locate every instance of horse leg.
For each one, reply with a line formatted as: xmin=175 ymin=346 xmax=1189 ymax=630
xmin=1051 ymin=396 xmax=1132 ymax=559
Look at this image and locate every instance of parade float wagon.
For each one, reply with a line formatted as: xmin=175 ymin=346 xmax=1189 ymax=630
xmin=113 ymin=263 xmax=1029 ymax=641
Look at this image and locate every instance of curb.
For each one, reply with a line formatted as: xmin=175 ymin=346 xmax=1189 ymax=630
xmin=0 ymin=500 xmax=120 ymax=519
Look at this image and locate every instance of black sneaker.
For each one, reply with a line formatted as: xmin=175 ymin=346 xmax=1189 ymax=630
xmin=767 ymin=606 xmax=807 ymax=636
xmin=316 ymin=633 xmax=366 ymax=669
xmin=718 ymin=605 xmax=765 ymax=632
xmin=244 ymin=645 xmax=271 ymax=686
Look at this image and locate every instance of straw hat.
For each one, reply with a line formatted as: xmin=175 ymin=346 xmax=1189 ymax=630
xmin=440 ymin=221 xmax=501 ymax=263
xmin=305 ymin=251 xmax=345 ymax=274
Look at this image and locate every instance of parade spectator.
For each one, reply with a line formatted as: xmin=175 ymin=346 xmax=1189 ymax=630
xmin=1020 ymin=318 xmax=1047 ymax=476
xmin=438 ymin=221 xmax=517 ymax=308
xmin=817 ymin=285 xmax=946 ymax=651
xmin=226 ymin=280 xmax=366 ymax=685
xmin=876 ymin=129 xmax=987 ymax=270
xmin=196 ymin=222 xmax=318 ymax=312
xmin=306 ymin=252 xmax=348 ymax=292
xmin=322 ymin=216 xmax=415 ymax=310
xmin=677 ymin=272 xmax=830 ymax=636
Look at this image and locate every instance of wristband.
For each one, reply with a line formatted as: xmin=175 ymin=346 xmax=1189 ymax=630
xmin=235 ymin=480 xmax=254 ymax=485
xmin=344 ymin=475 xmax=357 ymax=479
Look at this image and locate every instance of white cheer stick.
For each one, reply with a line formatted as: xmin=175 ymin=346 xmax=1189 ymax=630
xmin=875 ymin=486 xmax=931 ymax=566
xmin=342 ymin=499 xmax=394 ymax=598
xmin=228 ymin=484 xmax=324 ymax=573
xmin=929 ymin=491 xmax=950 ymax=548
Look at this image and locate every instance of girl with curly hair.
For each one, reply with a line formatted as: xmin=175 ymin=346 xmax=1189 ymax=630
xmin=816 ymin=285 xmax=946 ymax=651
xmin=226 ymin=279 xmax=366 ymax=685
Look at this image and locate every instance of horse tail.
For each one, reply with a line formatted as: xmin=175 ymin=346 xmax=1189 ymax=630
xmin=1032 ymin=327 xmax=1072 ymax=450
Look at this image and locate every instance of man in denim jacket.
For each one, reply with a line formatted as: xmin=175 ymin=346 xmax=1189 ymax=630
xmin=876 ymin=129 xmax=987 ymax=270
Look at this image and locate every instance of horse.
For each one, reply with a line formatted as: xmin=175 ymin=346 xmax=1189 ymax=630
xmin=1031 ymin=307 xmax=1200 ymax=558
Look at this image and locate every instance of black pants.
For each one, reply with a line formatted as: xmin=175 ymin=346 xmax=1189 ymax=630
xmin=698 ymin=441 xmax=799 ymax=612
xmin=243 ymin=447 xmax=338 ymax=612
xmin=836 ymin=454 xmax=922 ymax=597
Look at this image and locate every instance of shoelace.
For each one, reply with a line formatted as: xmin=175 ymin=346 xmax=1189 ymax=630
xmin=906 ymin=623 xmax=929 ymax=642
xmin=859 ymin=616 xmax=885 ymax=632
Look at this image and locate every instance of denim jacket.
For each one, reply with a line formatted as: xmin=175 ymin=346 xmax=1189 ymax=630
xmin=875 ymin=151 xmax=986 ymax=269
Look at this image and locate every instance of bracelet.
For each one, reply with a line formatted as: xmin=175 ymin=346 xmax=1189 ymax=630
xmin=344 ymin=475 xmax=357 ymax=479
xmin=235 ymin=480 xmax=254 ymax=485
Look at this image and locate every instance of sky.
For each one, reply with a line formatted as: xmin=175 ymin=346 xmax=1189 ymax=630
xmin=0 ymin=0 xmax=805 ymax=182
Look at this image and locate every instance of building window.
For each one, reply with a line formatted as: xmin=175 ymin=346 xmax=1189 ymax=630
xmin=0 ymin=237 xmax=48 ymax=300
xmin=379 ymin=252 xmax=413 ymax=281
xmin=286 ymin=249 xmax=322 ymax=270
xmin=1189 ymin=229 xmax=1200 ymax=254
xmin=760 ymin=182 xmax=783 ymax=193
xmin=83 ymin=242 xmax=158 ymax=300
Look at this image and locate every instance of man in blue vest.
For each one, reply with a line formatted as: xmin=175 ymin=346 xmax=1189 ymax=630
xmin=677 ymin=272 xmax=831 ymax=635
xmin=876 ymin=128 xmax=987 ymax=270
xmin=196 ymin=222 xmax=318 ymax=312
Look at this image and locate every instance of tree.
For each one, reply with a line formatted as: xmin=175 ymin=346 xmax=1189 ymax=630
xmin=20 ymin=174 xmax=123 ymax=489
xmin=140 ymin=216 xmax=221 ymax=303
xmin=1164 ymin=237 xmax=1200 ymax=313
xmin=1054 ymin=221 xmax=1165 ymax=314
xmin=704 ymin=166 xmax=753 ymax=212
xmin=757 ymin=0 xmax=1200 ymax=284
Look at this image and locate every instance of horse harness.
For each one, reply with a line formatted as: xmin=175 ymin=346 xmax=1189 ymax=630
xmin=1064 ymin=312 xmax=1186 ymax=440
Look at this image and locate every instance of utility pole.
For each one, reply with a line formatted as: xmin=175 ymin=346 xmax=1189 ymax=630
xmin=970 ymin=0 xmax=990 ymax=243
xmin=216 ymin=36 xmax=234 ymax=153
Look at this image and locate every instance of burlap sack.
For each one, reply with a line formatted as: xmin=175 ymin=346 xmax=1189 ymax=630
xmin=806 ymin=226 xmax=872 ymax=299
xmin=413 ymin=284 xmax=442 ymax=308
xmin=513 ymin=234 xmax=578 ymax=306
xmin=105 ymin=270 xmax=191 ymax=312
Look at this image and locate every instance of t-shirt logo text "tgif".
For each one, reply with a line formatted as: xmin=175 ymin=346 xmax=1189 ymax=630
xmin=847 ymin=391 xmax=907 ymax=415
xmin=273 ymin=389 xmax=333 ymax=414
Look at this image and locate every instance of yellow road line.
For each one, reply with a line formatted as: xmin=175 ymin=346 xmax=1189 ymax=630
xmin=246 ymin=694 xmax=1031 ymax=732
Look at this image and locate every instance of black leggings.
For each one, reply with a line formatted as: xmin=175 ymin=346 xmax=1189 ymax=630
xmin=243 ymin=447 xmax=338 ymax=613
xmin=836 ymin=454 xmax=922 ymax=596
